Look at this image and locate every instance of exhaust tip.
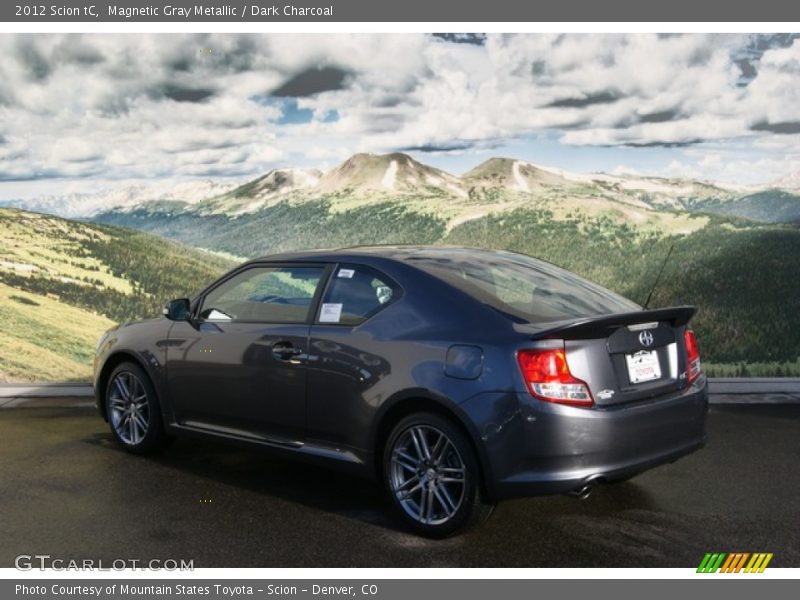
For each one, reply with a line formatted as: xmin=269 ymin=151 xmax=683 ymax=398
xmin=568 ymin=485 xmax=593 ymax=500
xmin=567 ymin=475 xmax=604 ymax=500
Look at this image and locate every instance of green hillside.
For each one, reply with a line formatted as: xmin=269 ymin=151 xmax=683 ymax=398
xmin=98 ymin=199 xmax=446 ymax=257
xmin=443 ymin=210 xmax=800 ymax=369
xmin=689 ymin=190 xmax=800 ymax=223
xmin=0 ymin=208 xmax=234 ymax=381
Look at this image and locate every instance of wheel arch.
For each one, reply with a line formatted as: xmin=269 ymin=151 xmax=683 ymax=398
xmin=369 ymin=390 xmax=496 ymax=500
xmin=96 ymin=351 xmax=154 ymax=422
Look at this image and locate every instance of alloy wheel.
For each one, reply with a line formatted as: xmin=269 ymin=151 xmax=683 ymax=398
xmin=108 ymin=371 xmax=150 ymax=445
xmin=389 ymin=425 xmax=466 ymax=526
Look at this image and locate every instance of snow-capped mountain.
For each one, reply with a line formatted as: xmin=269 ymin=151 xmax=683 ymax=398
xmin=196 ymin=168 xmax=323 ymax=214
xmin=773 ymin=171 xmax=800 ymax=192
xmin=319 ymin=152 xmax=466 ymax=196
xmin=0 ymin=179 xmax=240 ymax=218
xmin=463 ymin=158 xmax=576 ymax=193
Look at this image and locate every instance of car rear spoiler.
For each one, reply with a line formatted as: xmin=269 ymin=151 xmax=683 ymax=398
xmin=514 ymin=305 xmax=697 ymax=339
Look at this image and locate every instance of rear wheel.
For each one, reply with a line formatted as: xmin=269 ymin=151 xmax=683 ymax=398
xmin=383 ymin=412 xmax=494 ymax=537
xmin=105 ymin=362 xmax=170 ymax=455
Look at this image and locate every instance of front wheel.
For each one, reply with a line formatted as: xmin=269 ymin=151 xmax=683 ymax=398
xmin=106 ymin=362 xmax=170 ymax=455
xmin=383 ymin=412 xmax=494 ymax=537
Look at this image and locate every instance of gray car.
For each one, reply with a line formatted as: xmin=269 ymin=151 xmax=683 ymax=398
xmin=94 ymin=246 xmax=708 ymax=537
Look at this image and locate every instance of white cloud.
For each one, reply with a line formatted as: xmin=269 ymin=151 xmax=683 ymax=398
xmin=610 ymin=165 xmax=643 ymax=176
xmin=665 ymin=149 xmax=800 ymax=187
xmin=0 ymin=33 xmax=799 ymax=190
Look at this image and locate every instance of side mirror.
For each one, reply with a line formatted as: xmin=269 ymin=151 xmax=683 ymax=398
xmin=163 ymin=298 xmax=191 ymax=321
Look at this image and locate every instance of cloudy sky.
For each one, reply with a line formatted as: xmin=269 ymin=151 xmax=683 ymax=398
xmin=1 ymin=32 xmax=800 ymax=199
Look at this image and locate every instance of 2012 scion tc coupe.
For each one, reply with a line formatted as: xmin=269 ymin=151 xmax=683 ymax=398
xmin=94 ymin=246 xmax=708 ymax=537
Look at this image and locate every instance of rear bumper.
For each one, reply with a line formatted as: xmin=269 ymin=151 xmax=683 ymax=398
xmin=460 ymin=378 xmax=708 ymax=501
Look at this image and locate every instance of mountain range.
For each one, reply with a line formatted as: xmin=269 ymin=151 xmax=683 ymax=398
xmin=5 ymin=152 xmax=800 ymax=223
xmin=0 ymin=179 xmax=240 ymax=219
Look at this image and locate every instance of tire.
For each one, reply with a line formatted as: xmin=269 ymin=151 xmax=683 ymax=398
xmin=383 ymin=412 xmax=494 ymax=538
xmin=105 ymin=362 xmax=170 ymax=455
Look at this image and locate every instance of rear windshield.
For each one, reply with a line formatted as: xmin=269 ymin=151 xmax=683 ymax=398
xmin=408 ymin=249 xmax=639 ymax=324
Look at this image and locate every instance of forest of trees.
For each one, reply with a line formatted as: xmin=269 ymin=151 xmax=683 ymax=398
xmin=96 ymin=199 xmax=448 ymax=258
xmin=444 ymin=209 xmax=800 ymax=368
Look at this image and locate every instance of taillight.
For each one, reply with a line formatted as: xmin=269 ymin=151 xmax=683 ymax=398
xmin=684 ymin=328 xmax=701 ymax=384
xmin=517 ymin=346 xmax=594 ymax=407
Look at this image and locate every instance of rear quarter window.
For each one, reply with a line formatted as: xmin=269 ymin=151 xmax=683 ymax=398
xmin=317 ymin=264 xmax=400 ymax=326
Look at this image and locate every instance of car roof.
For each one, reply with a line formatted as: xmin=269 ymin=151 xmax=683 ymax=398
xmin=247 ymin=245 xmax=512 ymax=265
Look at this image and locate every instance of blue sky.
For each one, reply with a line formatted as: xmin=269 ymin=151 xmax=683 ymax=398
xmin=1 ymin=33 xmax=800 ymax=200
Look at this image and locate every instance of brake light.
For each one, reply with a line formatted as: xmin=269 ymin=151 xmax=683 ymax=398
xmin=684 ymin=329 xmax=702 ymax=384
xmin=517 ymin=347 xmax=594 ymax=407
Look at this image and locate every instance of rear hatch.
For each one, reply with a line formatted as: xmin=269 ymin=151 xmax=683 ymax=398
xmin=516 ymin=306 xmax=695 ymax=406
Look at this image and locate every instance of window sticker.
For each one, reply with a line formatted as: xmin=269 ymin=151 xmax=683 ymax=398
xmin=206 ymin=308 xmax=232 ymax=321
xmin=319 ymin=303 xmax=343 ymax=323
xmin=337 ymin=268 xmax=355 ymax=278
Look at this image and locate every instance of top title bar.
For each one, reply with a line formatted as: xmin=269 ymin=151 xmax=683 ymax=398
xmin=4 ymin=0 xmax=800 ymax=22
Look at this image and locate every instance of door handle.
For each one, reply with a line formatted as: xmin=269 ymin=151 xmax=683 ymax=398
xmin=271 ymin=342 xmax=303 ymax=361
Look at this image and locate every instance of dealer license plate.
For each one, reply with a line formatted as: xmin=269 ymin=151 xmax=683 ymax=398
xmin=625 ymin=350 xmax=662 ymax=384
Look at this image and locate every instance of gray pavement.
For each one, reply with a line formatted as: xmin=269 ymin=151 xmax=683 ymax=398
xmin=0 ymin=403 xmax=797 ymax=568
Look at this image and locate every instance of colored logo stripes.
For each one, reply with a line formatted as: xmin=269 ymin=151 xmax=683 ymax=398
xmin=697 ymin=553 xmax=773 ymax=573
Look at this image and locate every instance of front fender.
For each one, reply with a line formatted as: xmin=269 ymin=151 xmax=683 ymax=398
xmin=93 ymin=319 xmax=173 ymax=423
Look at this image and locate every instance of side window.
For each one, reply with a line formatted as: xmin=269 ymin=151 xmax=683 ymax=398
xmin=318 ymin=265 xmax=399 ymax=326
xmin=200 ymin=265 xmax=324 ymax=323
